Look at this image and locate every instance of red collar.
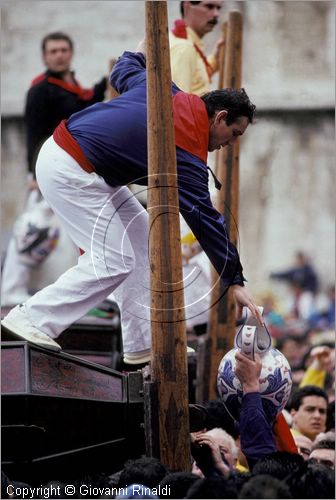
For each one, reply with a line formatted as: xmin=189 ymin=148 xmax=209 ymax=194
xmin=173 ymin=91 xmax=209 ymax=163
xmin=30 ymin=72 xmax=94 ymax=101
xmin=47 ymin=77 xmax=94 ymax=101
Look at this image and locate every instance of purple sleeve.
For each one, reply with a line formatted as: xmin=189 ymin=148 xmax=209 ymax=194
xmin=176 ymin=151 xmax=245 ymax=287
xmin=110 ymin=51 xmax=146 ymax=94
xmin=239 ymin=392 xmax=276 ymax=469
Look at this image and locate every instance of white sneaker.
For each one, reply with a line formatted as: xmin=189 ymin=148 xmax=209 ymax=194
xmin=123 ymin=345 xmax=195 ymax=365
xmin=1 ymin=305 xmax=62 ymax=352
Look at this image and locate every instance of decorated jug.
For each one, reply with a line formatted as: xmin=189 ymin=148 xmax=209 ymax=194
xmin=217 ymin=308 xmax=292 ymax=422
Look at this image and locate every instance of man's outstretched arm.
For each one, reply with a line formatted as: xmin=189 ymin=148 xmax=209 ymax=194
xmin=235 ymin=352 xmax=276 ymax=469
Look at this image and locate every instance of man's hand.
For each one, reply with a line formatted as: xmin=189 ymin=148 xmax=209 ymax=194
xmin=136 ymin=39 xmax=146 ymax=56
xmin=235 ymin=352 xmax=262 ymax=394
xmin=192 ymin=433 xmax=230 ymax=478
xmin=231 ymin=284 xmax=264 ymax=326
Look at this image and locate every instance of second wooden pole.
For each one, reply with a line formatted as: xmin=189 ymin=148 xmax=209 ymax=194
xmin=146 ymin=0 xmax=191 ymax=471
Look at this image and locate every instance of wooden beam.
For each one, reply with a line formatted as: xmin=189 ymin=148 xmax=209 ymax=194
xmin=217 ymin=22 xmax=228 ymax=98
xmin=145 ymin=1 xmax=191 ymax=471
xmin=214 ymin=21 xmax=228 ymax=176
xmin=202 ymin=11 xmax=243 ymax=402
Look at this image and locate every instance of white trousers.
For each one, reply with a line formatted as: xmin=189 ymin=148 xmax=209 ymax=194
xmin=25 ymin=137 xmax=151 ymax=353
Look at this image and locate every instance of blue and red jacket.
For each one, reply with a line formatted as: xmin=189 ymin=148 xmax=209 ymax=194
xmin=55 ymin=51 xmax=244 ymax=288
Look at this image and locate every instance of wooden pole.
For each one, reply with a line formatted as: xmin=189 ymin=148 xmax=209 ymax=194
xmin=145 ymin=1 xmax=191 ymax=471
xmin=217 ymin=22 xmax=228 ymax=97
xmin=201 ymin=11 xmax=243 ymax=402
xmin=214 ymin=22 xmax=228 ymax=176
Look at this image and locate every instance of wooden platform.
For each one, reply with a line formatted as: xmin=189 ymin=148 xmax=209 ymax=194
xmin=1 ymin=341 xmax=145 ymax=484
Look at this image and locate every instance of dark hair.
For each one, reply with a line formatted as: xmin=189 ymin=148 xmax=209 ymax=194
xmin=252 ymin=452 xmax=304 ymax=480
xmin=239 ymin=474 xmax=292 ymax=499
xmin=180 ymin=1 xmax=201 ymax=18
xmin=205 ymin=399 xmax=240 ymax=439
xmin=287 ymin=385 xmax=328 ymax=411
xmin=326 ymin=401 xmax=335 ymax=431
xmin=201 ymin=88 xmax=256 ymax=125
xmin=118 ymin=457 xmax=168 ymax=489
xmin=285 ymin=462 xmax=335 ymax=499
xmin=185 ymin=477 xmax=238 ymax=499
xmin=42 ymin=32 xmax=73 ymax=53
xmin=311 ymin=439 xmax=335 ymax=452
xmin=159 ymin=472 xmax=199 ymax=498
xmin=227 ymin=471 xmax=252 ymax=494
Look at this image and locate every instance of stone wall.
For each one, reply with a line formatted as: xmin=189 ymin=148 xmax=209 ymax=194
xmin=1 ymin=1 xmax=334 ymax=293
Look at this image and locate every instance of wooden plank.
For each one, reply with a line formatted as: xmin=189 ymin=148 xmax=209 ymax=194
xmin=146 ymin=0 xmax=191 ymax=471
xmin=1 ymin=342 xmax=125 ymax=401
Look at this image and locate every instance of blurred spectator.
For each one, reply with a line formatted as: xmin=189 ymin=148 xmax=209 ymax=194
xmin=309 ymin=285 xmax=335 ymax=329
xmin=257 ymin=292 xmax=285 ymax=339
xmin=288 ymin=282 xmax=316 ymax=321
xmin=309 ymin=439 xmax=335 ymax=469
xmin=270 ymin=251 xmax=319 ymax=294
xmin=293 ymin=434 xmax=313 ymax=461
xmin=276 ymin=335 xmax=310 ymax=372
xmin=118 ymin=457 xmax=167 ymax=489
xmin=300 ymin=345 xmax=335 ymax=391
xmin=185 ymin=476 xmax=238 ymax=499
xmin=326 ymin=402 xmax=335 ymax=432
xmin=285 ymin=462 xmax=334 ymax=499
xmin=158 ymin=472 xmax=199 ymax=499
xmin=239 ymin=474 xmax=292 ymax=499
xmin=251 ymin=451 xmax=303 ymax=480
xmin=1 ymin=31 xmax=106 ymax=307
xmin=204 ymin=399 xmax=240 ymax=440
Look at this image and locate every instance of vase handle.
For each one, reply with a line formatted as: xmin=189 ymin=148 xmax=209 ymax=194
xmin=240 ymin=325 xmax=257 ymax=360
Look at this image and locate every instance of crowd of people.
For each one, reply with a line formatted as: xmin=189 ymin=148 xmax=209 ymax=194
xmin=1 ymin=2 xmax=334 ymax=498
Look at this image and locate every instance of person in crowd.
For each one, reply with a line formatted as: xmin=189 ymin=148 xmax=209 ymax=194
xmin=1 ymin=31 xmax=107 ymax=307
xmin=170 ymin=1 xmax=224 ymax=96
xmin=158 ymin=472 xmax=199 ymax=499
xmin=117 ymin=457 xmax=168 ymax=489
xmin=234 ymin=352 xmax=278 ymax=469
xmin=2 ymin=48 xmax=263 ymax=367
xmin=270 ymin=251 xmax=319 ymax=294
xmin=191 ymin=427 xmax=238 ymax=477
xmin=239 ymin=474 xmax=292 ymax=499
xmin=285 ymin=462 xmax=334 ymax=499
xmin=251 ymin=451 xmax=304 ymax=480
xmin=309 ymin=439 xmax=335 ymax=469
xmin=299 ymin=345 xmax=335 ymax=390
xmin=288 ymin=385 xmax=328 ymax=441
xmin=293 ymin=434 xmax=313 ymax=461
xmin=185 ymin=476 xmax=238 ymax=498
